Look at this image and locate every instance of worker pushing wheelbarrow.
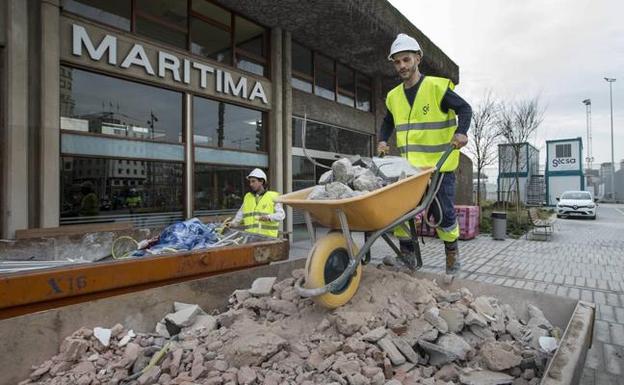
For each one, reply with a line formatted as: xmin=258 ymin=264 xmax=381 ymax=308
xmin=277 ymin=145 xmax=457 ymax=309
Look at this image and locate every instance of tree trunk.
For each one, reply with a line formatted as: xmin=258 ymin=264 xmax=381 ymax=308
xmin=476 ymin=166 xmax=482 ymax=206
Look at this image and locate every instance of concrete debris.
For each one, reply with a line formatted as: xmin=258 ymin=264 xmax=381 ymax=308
xmin=424 ymin=307 xmax=449 ymax=333
xmin=164 ymin=304 xmax=205 ymax=328
xmin=372 ymin=156 xmax=421 ymax=181
xmin=92 ymin=327 xmax=111 ymax=347
xmin=318 ymin=170 xmax=334 ymax=184
xmin=308 ymin=157 xmax=388 ymax=200
xmin=23 ymin=267 xmax=557 ymax=385
xmin=465 ymin=309 xmax=488 ymax=327
xmin=439 ymin=308 xmax=465 ymax=333
xmin=480 ymin=341 xmax=523 ymax=370
xmin=459 ymin=370 xmax=515 ymax=385
xmin=332 ymin=157 xmax=355 ymax=184
xmin=362 ymin=327 xmax=388 ymax=342
xmin=377 ymin=337 xmax=406 ymax=366
xmin=325 ymin=182 xmax=356 ymax=200
xmin=249 ymin=276 xmax=277 ymax=296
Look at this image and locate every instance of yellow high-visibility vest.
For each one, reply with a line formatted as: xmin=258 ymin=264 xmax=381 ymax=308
xmin=241 ymin=191 xmax=280 ymax=238
xmin=385 ymin=76 xmax=459 ymax=172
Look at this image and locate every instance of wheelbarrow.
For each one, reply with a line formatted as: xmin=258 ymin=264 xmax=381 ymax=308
xmin=276 ymin=146 xmax=455 ymax=308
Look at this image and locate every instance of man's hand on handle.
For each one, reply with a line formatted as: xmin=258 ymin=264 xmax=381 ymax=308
xmin=451 ymin=133 xmax=468 ymax=149
xmin=377 ymin=141 xmax=390 ymax=157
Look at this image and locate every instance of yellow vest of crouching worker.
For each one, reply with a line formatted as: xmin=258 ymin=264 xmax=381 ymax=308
xmin=385 ymin=76 xmax=459 ymax=172
xmin=241 ymin=191 xmax=279 ymax=238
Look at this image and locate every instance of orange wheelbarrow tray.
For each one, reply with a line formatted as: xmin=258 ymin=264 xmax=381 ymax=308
xmin=276 ymin=146 xmax=454 ymax=299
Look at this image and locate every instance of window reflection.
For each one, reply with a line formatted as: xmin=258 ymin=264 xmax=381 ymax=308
xmin=292 ymin=118 xmax=372 ymax=157
xmin=60 ymin=67 xmax=183 ymax=143
xmin=62 ymin=0 xmax=131 ymax=31
xmin=135 ymin=0 xmax=188 ymax=49
xmin=60 ymin=156 xmax=183 ymax=224
xmin=194 ymin=165 xmax=248 ymax=214
xmin=193 ymin=96 xmax=265 ymax=152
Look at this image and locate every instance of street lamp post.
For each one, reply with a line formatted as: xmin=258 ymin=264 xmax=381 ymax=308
xmin=582 ymin=99 xmax=592 ymax=171
xmin=604 ymin=78 xmax=616 ymax=201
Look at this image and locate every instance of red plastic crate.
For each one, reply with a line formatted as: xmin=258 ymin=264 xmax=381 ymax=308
xmin=410 ymin=206 xmax=480 ymax=240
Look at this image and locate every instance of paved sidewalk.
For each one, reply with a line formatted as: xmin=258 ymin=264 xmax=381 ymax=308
xmin=289 ymin=203 xmax=624 ymax=384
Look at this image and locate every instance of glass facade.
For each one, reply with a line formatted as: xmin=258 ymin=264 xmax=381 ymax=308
xmin=292 ymin=41 xmax=373 ymax=112
xmin=292 ymin=118 xmax=372 ymax=157
xmin=60 ymin=67 xmax=183 ymax=143
xmin=60 ymin=156 xmax=184 ymax=226
xmin=193 ymin=96 xmax=265 ymax=152
xmin=57 ymin=1 xmax=380 ymax=228
xmin=62 ymin=0 xmax=268 ymax=77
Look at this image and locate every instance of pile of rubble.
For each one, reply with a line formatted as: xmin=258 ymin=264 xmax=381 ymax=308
xmin=23 ymin=267 xmax=559 ymax=385
xmin=307 ymin=156 xmax=420 ymax=200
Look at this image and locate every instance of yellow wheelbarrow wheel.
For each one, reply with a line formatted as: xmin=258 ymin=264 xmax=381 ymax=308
xmin=304 ymin=232 xmax=362 ymax=309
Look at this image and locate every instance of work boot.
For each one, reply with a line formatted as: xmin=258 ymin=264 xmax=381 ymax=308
xmin=444 ymin=240 xmax=461 ymax=275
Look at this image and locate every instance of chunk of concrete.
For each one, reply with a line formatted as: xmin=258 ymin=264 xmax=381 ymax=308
xmin=465 ymin=309 xmax=488 ymax=327
xmin=226 ymin=332 xmax=288 ymax=367
xmin=362 ymin=327 xmax=388 ymax=343
xmin=424 ymin=307 xmax=449 ymax=333
xmin=165 ymin=304 xmax=205 ymax=328
xmin=332 ymin=158 xmax=355 ymax=184
xmin=325 ymin=182 xmax=354 ymax=200
xmin=353 ymin=169 xmax=382 ymax=192
xmin=249 ymin=277 xmax=277 ymax=297
xmin=335 ymin=311 xmax=369 ymax=336
xmin=436 ymin=334 xmax=472 ymax=361
xmin=480 ymin=342 xmax=522 ymax=371
xmin=318 ymin=170 xmax=334 ymax=184
xmin=459 ymin=370 xmax=515 ymax=385
xmin=439 ymin=308 xmax=465 ymax=333
xmin=308 ymin=185 xmax=329 ymax=200
xmin=372 ymin=156 xmax=420 ymax=181
xmin=392 ymin=337 xmax=419 ymax=364
xmin=471 ymin=296 xmax=497 ymax=319
xmin=417 ymin=339 xmax=458 ymax=366
xmin=377 ymin=337 xmax=406 ymax=366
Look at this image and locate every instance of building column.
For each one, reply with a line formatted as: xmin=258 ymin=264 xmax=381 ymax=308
xmin=1 ymin=0 xmax=29 ymax=238
xmin=269 ymin=27 xmax=283 ymax=195
xmin=282 ymin=30 xmax=293 ymax=242
xmin=184 ymin=93 xmax=194 ymax=219
xmin=39 ymin=0 xmax=60 ymax=228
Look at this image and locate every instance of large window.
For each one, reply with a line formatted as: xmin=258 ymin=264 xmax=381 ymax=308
xmin=292 ymin=117 xmax=372 ymax=157
xmin=193 ymin=96 xmax=265 ymax=152
xmin=194 ymin=165 xmax=249 ymax=214
xmin=60 ymin=66 xmax=183 ymax=143
xmin=62 ymin=0 xmax=268 ymax=77
xmin=62 ymin=0 xmax=131 ymax=31
xmin=291 ymin=42 xmax=373 ymax=112
xmin=60 ymin=156 xmax=183 ymax=225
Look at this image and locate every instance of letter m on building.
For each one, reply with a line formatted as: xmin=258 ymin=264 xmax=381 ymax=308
xmin=72 ymin=24 xmax=117 ymax=65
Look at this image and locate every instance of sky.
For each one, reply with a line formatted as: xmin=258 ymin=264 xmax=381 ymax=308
xmin=389 ymin=0 xmax=624 ymax=171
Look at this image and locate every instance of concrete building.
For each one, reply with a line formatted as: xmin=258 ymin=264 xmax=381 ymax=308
xmin=497 ymin=143 xmax=540 ymax=204
xmin=545 ymin=138 xmax=584 ymax=206
xmin=600 ymin=162 xmax=615 ymax=200
xmin=0 ymin=0 xmax=464 ymax=239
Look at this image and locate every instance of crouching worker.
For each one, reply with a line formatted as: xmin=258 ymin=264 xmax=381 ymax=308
xmin=231 ymin=168 xmax=285 ymax=238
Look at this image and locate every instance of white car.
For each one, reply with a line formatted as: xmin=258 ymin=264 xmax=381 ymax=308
xmin=556 ymin=191 xmax=597 ymax=219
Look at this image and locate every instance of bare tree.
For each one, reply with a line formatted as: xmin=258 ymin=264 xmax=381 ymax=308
xmin=497 ymin=97 xmax=545 ymax=216
xmin=466 ymin=91 xmax=500 ymax=206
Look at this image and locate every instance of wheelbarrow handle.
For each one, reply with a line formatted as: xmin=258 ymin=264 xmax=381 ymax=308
xmin=434 ymin=144 xmax=456 ymax=172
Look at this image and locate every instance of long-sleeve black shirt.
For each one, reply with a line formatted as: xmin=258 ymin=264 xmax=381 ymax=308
xmin=379 ymin=76 xmax=472 ymax=142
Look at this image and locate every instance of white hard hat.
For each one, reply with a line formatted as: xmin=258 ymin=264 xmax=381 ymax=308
xmin=247 ymin=168 xmax=267 ymax=181
xmin=388 ymin=33 xmax=422 ymax=61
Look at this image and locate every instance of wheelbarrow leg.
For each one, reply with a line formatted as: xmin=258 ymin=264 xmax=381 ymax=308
xmin=409 ymin=219 xmax=423 ymax=269
xmin=363 ymin=232 xmax=372 ymax=265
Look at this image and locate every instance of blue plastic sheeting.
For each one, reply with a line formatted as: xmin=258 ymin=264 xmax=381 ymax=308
xmin=143 ymin=218 xmax=220 ymax=254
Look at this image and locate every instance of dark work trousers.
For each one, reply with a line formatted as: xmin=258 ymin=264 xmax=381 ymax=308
xmin=400 ymin=172 xmax=457 ymax=251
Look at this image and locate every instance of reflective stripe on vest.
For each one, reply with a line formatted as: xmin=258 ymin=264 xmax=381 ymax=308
xmin=385 ymin=76 xmax=460 ymax=172
xmin=242 ymin=191 xmax=279 ymax=238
